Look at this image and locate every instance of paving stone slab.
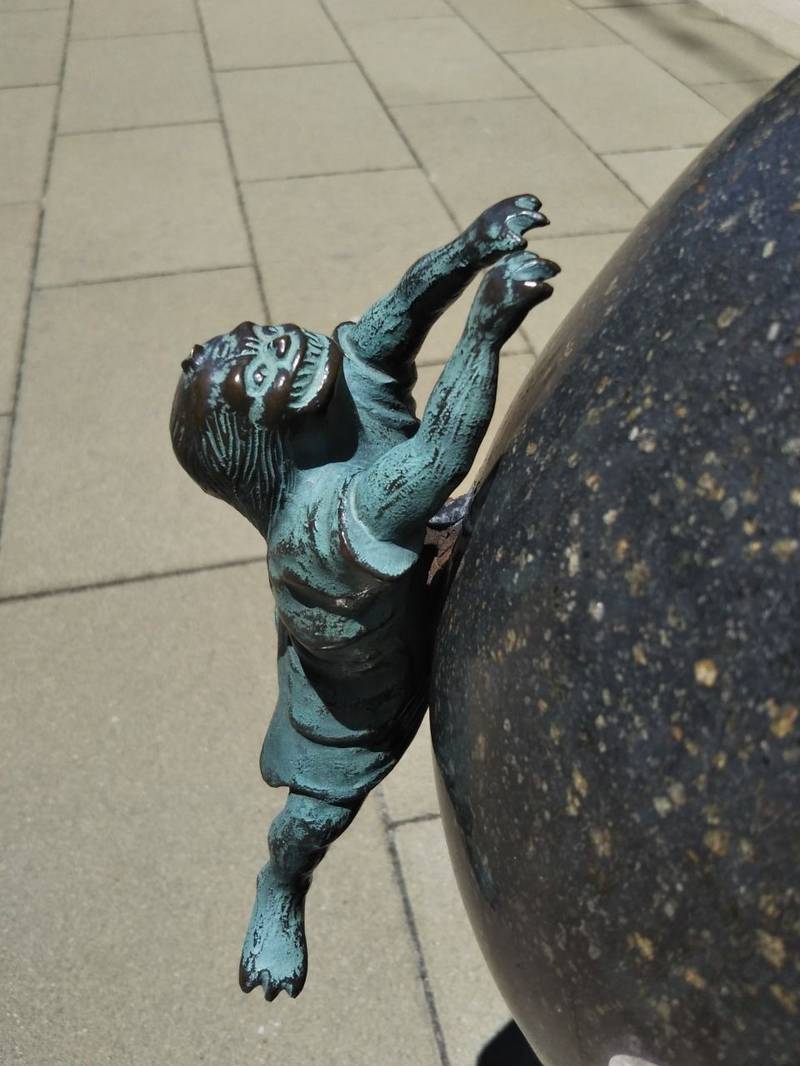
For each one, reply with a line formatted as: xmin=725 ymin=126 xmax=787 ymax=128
xmin=380 ymin=722 xmax=440 ymax=824
xmin=0 ymin=202 xmax=38 ymax=413
xmin=594 ymin=3 xmax=797 ymax=85
xmin=695 ymin=78 xmax=777 ymax=118
xmin=200 ymin=0 xmax=347 ymax=70
xmin=603 ymin=145 xmax=702 ymax=206
xmin=394 ymin=817 xmax=511 ymax=1066
xmin=326 ymin=0 xmax=450 ymax=26
xmin=37 ymin=124 xmax=249 ymax=286
xmin=345 ymin=16 xmax=530 ymax=105
xmin=509 ymin=44 xmax=726 ymax=153
xmin=449 ymin=0 xmax=620 ymax=52
xmin=0 ymin=269 xmax=267 ymax=597
xmin=574 ymin=0 xmax=682 ymax=5
xmin=72 ymin=0 xmax=197 ymax=38
xmin=0 ymin=8 xmax=66 ymax=87
xmin=244 ymin=168 xmax=527 ymax=367
xmin=393 ymin=97 xmax=644 ymax=237
xmin=0 ymin=0 xmax=68 ymax=9
xmin=0 ymin=567 xmax=439 ymax=1066
xmin=219 ymin=64 xmax=412 ymax=181
xmin=0 ymin=86 xmax=55 ymax=204
xmin=519 ymin=230 xmax=629 ymax=354
xmin=59 ymin=33 xmax=216 ymax=133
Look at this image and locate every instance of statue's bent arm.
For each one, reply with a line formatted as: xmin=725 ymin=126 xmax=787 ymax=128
xmin=352 ymin=251 xmax=559 ymax=544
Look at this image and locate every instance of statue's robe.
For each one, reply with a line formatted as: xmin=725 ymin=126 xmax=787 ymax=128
xmin=260 ymin=324 xmax=433 ymax=807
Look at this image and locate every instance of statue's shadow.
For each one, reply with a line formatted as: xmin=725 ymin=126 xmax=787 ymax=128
xmin=477 ymin=1021 xmax=543 ymax=1065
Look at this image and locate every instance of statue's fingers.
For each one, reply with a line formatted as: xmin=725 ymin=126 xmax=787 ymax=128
xmin=510 ymin=208 xmax=549 ymax=237
xmin=499 ymin=251 xmax=560 ymax=289
xmin=513 ymin=193 xmax=542 ymax=213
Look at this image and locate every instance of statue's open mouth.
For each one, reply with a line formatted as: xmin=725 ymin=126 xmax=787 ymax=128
xmin=288 ymin=332 xmax=342 ymax=414
xmin=288 ymin=339 xmax=314 ymax=401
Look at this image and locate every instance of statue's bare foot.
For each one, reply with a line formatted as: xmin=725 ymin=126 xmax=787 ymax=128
xmin=239 ymin=866 xmax=308 ymax=1001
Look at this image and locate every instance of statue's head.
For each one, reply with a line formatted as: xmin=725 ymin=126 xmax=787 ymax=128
xmin=170 ymin=321 xmax=342 ymax=530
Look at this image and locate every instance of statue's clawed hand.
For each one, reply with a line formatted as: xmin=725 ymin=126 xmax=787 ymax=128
xmin=469 ymin=194 xmax=550 ymax=263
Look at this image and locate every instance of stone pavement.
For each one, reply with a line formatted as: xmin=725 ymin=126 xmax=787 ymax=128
xmin=0 ymin=2 xmax=795 ymax=1064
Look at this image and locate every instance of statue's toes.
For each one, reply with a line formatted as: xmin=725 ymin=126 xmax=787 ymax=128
xmin=261 ymin=974 xmax=281 ymax=1002
xmin=239 ymin=958 xmax=285 ymax=1001
xmin=239 ymin=957 xmax=259 ymax=993
xmin=258 ymin=969 xmax=305 ymax=1002
xmin=283 ymin=969 xmax=307 ymax=999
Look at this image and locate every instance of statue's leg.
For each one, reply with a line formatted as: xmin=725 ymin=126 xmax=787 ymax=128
xmin=239 ymin=792 xmax=359 ymax=1000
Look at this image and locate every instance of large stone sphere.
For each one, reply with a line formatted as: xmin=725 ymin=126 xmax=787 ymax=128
xmin=431 ymin=69 xmax=800 ymax=1066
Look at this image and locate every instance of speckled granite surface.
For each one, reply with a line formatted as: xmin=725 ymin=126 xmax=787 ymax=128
xmin=431 ymin=68 xmax=800 ymax=1066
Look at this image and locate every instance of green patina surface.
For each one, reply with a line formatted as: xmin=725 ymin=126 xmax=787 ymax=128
xmin=169 ymin=195 xmax=558 ymax=1001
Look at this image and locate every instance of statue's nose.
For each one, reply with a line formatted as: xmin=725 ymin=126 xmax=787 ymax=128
xmin=181 ymin=344 xmax=204 ymax=372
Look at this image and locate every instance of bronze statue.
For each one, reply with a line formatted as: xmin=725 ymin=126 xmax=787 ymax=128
xmin=170 ymin=195 xmax=559 ymax=1000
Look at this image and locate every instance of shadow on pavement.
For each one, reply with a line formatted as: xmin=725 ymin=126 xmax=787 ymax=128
xmin=477 ymin=1021 xmax=544 ymax=1066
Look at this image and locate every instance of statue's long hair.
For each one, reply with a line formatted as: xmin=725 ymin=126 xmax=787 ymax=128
xmin=170 ymin=384 xmax=293 ymax=538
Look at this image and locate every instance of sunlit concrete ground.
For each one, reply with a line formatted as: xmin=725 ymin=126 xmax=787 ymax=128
xmin=0 ymin=2 xmax=796 ymax=1064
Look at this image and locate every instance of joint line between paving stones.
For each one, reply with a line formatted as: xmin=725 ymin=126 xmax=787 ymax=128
xmin=192 ymin=0 xmax=270 ymax=323
xmin=704 ymin=76 xmax=793 ymax=85
xmin=390 ymin=93 xmax=533 ymax=109
xmin=70 ymin=28 xmax=200 ymax=42
xmin=590 ymin=1 xmax=689 ymax=7
xmin=0 ymin=0 xmax=75 ymax=548
xmin=435 ymin=0 xmax=652 ymax=213
xmin=215 ymin=58 xmax=353 ymax=75
xmin=315 ymin=0 xmax=464 ymax=233
xmin=34 ymin=262 xmax=253 ymax=292
xmin=0 ymin=556 xmax=265 ymax=607
xmin=598 ymin=143 xmax=708 ymax=156
xmin=1 ymin=81 xmax=59 ymax=90
xmin=0 ymin=198 xmax=47 ymax=208
xmin=240 ymin=164 xmax=420 ymax=186
xmin=376 ymin=790 xmax=453 ymax=1066
xmin=58 ymin=118 xmax=220 ymax=138
xmin=387 ymin=812 xmax=442 ymax=830
xmin=72 ymin=29 xmax=201 ymax=43
xmin=577 ymin=0 xmax=783 ymax=119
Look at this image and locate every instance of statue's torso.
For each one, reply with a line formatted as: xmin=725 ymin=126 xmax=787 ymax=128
xmin=267 ymin=336 xmax=433 ymax=710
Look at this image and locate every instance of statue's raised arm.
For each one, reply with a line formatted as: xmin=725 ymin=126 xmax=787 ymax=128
xmin=348 ymin=251 xmax=559 ymax=547
xmin=341 ymin=195 xmax=550 ymax=370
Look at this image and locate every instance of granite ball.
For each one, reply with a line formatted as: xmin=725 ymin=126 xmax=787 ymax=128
xmin=431 ymin=69 xmax=800 ymax=1066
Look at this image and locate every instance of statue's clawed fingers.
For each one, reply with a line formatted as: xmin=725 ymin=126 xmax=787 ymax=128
xmin=507 ymin=193 xmax=550 ymax=239
xmin=471 ymin=193 xmax=550 ymax=260
xmin=476 ymin=250 xmax=561 ymax=318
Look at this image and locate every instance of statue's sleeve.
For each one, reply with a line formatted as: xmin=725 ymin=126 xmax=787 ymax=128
xmin=337 ymin=476 xmax=423 ymax=581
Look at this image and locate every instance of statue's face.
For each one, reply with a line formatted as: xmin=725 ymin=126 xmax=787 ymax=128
xmin=175 ymin=321 xmax=342 ymax=430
